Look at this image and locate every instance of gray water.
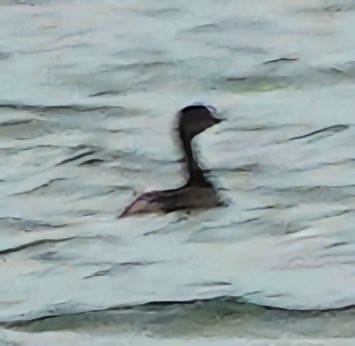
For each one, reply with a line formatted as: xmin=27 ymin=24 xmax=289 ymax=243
xmin=1 ymin=0 xmax=355 ymax=345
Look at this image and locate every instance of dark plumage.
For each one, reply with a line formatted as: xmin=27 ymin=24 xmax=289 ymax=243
xmin=118 ymin=103 xmax=225 ymax=218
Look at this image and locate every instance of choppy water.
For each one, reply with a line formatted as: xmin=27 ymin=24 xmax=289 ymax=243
xmin=1 ymin=0 xmax=355 ymax=345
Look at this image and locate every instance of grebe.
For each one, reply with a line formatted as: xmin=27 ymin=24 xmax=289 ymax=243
xmin=118 ymin=103 xmax=225 ymax=217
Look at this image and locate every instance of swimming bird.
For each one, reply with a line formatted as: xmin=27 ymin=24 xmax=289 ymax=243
xmin=118 ymin=103 xmax=225 ymax=218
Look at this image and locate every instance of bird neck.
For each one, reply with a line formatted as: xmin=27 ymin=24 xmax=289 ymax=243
xmin=179 ymin=131 xmax=212 ymax=188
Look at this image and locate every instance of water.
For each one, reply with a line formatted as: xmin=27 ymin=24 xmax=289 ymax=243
xmin=0 ymin=0 xmax=355 ymax=344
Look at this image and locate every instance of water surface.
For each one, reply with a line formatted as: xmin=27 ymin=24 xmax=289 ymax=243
xmin=1 ymin=0 xmax=355 ymax=344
